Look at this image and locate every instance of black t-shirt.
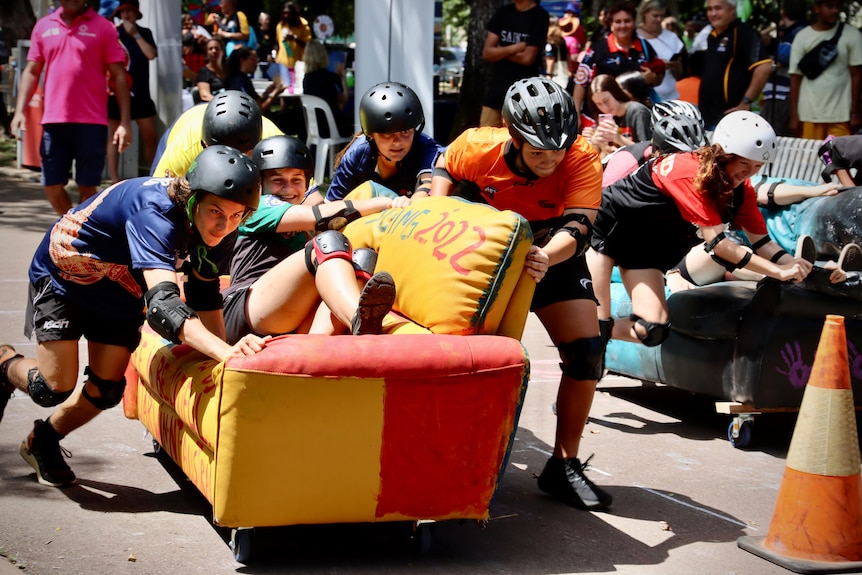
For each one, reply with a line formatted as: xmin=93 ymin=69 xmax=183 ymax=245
xmin=302 ymin=68 xmax=351 ymax=137
xmin=195 ymin=66 xmax=226 ymax=94
xmin=483 ymin=2 xmax=550 ymax=110
xmin=698 ymin=20 xmax=770 ymax=129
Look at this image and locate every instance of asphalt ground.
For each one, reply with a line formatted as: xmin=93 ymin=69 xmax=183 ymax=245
xmin=0 ymin=167 xmax=826 ymax=574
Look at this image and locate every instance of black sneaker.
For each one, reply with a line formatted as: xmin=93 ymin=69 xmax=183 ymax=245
xmin=351 ymin=271 xmax=396 ymax=335
xmin=795 ymin=234 xmax=817 ymax=264
xmin=20 ymin=419 xmax=76 ymax=487
xmin=838 ymin=243 xmax=862 ymax=272
xmin=538 ymin=455 xmax=612 ymax=510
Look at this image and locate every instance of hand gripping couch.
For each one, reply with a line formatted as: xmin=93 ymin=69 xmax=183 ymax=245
xmin=123 ymin=195 xmax=536 ymax=559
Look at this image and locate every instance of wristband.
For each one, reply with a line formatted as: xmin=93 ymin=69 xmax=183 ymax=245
xmin=741 ymin=95 xmax=754 ymax=105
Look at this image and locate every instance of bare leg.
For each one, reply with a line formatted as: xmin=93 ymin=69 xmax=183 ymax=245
xmin=44 ymin=184 xmax=72 ymax=216
xmin=107 ymin=118 xmax=120 ymax=183
xmin=77 ymin=185 xmax=98 ymax=206
xmin=245 ymin=251 xmax=323 ymax=336
xmin=48 ymin=341 xmax=131 ymax=436
xmin=137 ymin=116 xmax=159 ymax=171
xmin=586 ymin=247 xmax=614 ymax=320
xmin=534 ymin=299 xmax=599 ymax=459
xmin=534 ymin=299 xmax=612 ymax=510
xmin=615 ymin=267 xmax=668 ymax=343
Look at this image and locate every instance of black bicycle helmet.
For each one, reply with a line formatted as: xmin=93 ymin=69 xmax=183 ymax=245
xmin=202 ymin=90 xmax=263 ymax=152
xmin=502 ymin=77 xmax=579 ymax=151
xmin=359 ymin=82 xmax=425 ymax=135
xmin=252 ymin=135 xmax=315 ymax=179
xmin=187 ymin=145 xmax=261 ymax=210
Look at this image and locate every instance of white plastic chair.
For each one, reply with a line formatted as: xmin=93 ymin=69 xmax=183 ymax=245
xmin=299 ymin=95 xmax=352 ymax=184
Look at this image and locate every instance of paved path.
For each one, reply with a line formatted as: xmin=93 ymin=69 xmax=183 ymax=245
xmin=0 ymin=169 xmax=806 ymax=574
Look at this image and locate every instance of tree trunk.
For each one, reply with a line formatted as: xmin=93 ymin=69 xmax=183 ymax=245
xmin=449 ymin=0 xmax=503 ymax=142
xmin=0 ymin=0 xmax=37 ymax=54
xmin=0 ymin=0 xmax=35 ymax=135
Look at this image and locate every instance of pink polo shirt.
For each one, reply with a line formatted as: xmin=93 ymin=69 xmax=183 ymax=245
xmin=28 ymin=7 xmax=126 ymax=125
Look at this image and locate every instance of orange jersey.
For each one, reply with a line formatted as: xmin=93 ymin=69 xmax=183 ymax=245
xmin=443 ymin=127 xmax=602 ymax=222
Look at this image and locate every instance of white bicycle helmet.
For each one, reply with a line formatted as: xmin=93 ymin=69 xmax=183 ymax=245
xmin=712 ymin=111 xmax=777 ymax=163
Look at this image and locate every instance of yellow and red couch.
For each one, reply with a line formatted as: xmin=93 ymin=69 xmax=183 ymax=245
xmin=123 ymin=195 xmax=535 ymax=532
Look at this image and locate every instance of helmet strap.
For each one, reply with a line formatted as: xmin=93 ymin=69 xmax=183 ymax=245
xmin=186 ymin=193 xmax=198 ymax=226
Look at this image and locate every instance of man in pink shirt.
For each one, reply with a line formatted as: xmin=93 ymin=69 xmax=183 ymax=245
xmin=10 ymin=0 xmax=131 ymax=215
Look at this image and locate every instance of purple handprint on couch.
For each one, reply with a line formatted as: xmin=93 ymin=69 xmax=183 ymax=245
xmin=776 ymin=341 xmax=811 ymax=389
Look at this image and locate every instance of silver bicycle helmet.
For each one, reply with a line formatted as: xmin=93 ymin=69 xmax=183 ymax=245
xmin=502 ymin=76 xmax=579 ymax=151
xmin=651 ymin=100 xmax=707 ymax=153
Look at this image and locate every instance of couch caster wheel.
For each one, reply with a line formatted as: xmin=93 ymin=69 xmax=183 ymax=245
xmin=152 ymin=439 xmax=163 ymax=455
xmin=412 ymin=520 xmax=434 ymax=554
xmin=727 ymin=418 xmax=753 ymax=449
xmin=230 ymin=528 xmax=255 ymax=563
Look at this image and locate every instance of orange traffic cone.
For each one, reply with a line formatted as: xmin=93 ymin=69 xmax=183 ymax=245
xmin=739 ymin=315 xmax=862 ymax=573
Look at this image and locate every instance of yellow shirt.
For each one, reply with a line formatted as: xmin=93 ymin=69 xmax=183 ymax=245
xmin=152 ymin=104 xmax=283 ymax=178
xmin=275 ymin=18 xmax=312 ymax=68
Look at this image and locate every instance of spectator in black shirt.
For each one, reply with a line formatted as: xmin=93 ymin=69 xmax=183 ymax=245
xmin=302 ymin=40 xmax=352 ymax=137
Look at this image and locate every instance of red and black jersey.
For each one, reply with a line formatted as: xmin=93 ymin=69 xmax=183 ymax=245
xmin=575 ymin=33 xmax=665 ymax=88
xmin=593 ymin=152 xmax=767 ymax=270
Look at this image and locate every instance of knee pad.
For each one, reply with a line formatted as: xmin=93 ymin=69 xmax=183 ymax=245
xmin=598 ymin=318 xmax=614 ymax=347
xmin=81 ymin=367 xmax=126 ymax=410
xmin=629 ymin=314 xmax=671 ymax=347
xmin=352 ymin=248 xmax=378 ymax=282
xmin=558 ymin=336 xmax=604 ymax=380
xmin=304 ymin=230 xmax=353 ymax=276
xmin=27 ymin=368 xmax=74 ymax=408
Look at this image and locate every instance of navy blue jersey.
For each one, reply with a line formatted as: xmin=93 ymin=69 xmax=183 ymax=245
xmin=325 ymin=132 xmax=441 ymax=201
xmin=30 ymin=177 xmax=234 ymax=317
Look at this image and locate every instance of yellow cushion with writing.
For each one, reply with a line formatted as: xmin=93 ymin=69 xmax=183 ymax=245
xmin=343 ymin=196 xmax=532 ymax=335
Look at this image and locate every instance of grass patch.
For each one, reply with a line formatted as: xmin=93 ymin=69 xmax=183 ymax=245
xmin=0 ymin=136 xmax=16 ymax=168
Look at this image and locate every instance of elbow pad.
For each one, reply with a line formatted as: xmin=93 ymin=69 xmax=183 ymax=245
xmin=145 ymin=281 xmax=198 ymax=344
xmin=550 ymin=213 xmax=594 ymax=257
xmin=183 ymin=269 xmax=224 ymax=312
xmin=313 ymin=200 xmax=361 ymax=232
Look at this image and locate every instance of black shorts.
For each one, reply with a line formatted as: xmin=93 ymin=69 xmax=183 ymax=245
xmin=531 ymin=255 xmax=598 ymax=311
xmin=25 ymin=277 xmax=144 ymax=351
xmin=591 ymin=194 xmax=698 ymax=271
xmin=108 ymin=95 xmax=157 ymax=121
xmin=222 ymin=283 xmax=256 ymax=346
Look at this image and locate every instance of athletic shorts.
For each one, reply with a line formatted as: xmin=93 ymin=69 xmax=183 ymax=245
xmin=591 ymin=191 xmax=698 ymax=271
xmin=24 ymin=276 xmax=144 ymax=352
xmin=108 ymin=95 xmax=157 ymax=121
xmin=222 ymin=282 xmax=257 ymax=346
xmin=531 ymin=254 xmax=598 ymax=311
xmin=40 ymin=123 xmax=108 ymax=187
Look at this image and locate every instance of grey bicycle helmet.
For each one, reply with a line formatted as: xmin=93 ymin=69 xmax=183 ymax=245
xmin=202 ymin=90 xmax=263 ymax=152
xmin=651 ymin=99 xmax=702 ymax=123
xmin=187 ymin=145 xmax=261 ymax=210
xmin=502 ymin=76 xmax=579 ymax=151
xmin=252 ymin=135 xmax=315 ymax=179
xmin=650 ymin=100 xmax=707 ymax=153
xmin=359 ymin=82 xmax=425 ymax=135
